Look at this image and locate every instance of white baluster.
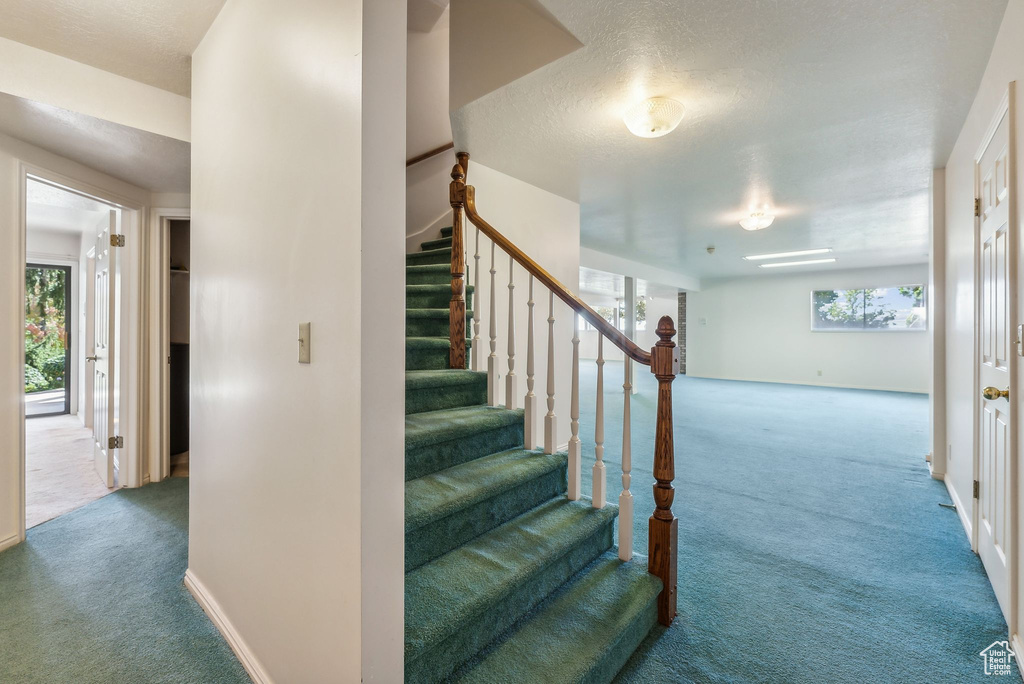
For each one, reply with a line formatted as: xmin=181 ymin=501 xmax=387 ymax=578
xmin=568 ymin=313 xmax=581 ymax=500
xmin=505 ymin=256 xmax=517 ymax=409
xmin=619 ymin=358 xmax=633 ymax=560
xmin=487 ymin=241 xmax=499 ymax=406
xmin=524 ymin=276 xmax=537 ymax=449
xmin=593 ymin=335 xmax=606 ymax=508
xmin=544 ymin=291 xmax=557 ymax=454
xmin=472 ymin=228 xmax=481 ymax=371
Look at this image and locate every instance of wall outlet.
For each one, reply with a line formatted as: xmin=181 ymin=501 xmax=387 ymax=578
xmin=816 ymin=370 xmax=823 ymax=376
xmin=699 ymin=317 xmax=707 ymax=326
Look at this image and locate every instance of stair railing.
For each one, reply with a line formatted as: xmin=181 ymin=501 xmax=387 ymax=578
xmin=448 ymin=152 xmax=679 ymax=626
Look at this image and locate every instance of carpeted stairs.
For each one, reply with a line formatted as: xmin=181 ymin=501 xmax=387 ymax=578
xmin=405 ymin=227 xmax=662 ymax=683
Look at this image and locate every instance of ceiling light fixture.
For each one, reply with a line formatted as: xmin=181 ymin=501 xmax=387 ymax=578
xmin=623 ymin=97 xmax=686 ymax=138
xmin=743 ymin=248 xmax=832 ymax=261
xmin=739 ymin=211 xmax=775 ymax=231
xmin=759 ymin=258 xmax=837 ymax=269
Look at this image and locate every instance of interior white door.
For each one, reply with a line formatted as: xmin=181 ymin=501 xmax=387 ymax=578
xmin=976 ymin=97 xmax=1015 ymax=619
xmin=92 ymin=210 xmax=118 ymax=488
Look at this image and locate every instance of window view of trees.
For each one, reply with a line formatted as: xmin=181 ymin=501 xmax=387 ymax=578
xmin=812 ymin=285 xmax=926 ymax=331
xmin=591 ymin=299 xmax=647 ymax=332
xmin=25 ymin=267 xmax=69 ymax=393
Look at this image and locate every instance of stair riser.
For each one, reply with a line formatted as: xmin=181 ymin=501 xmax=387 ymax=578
xmin=420 ymin=237 xmax=453 ymax=251
xmin=440 ymin=226 xmax=453 ymax=237
xmin=407 ymin=250 xmax=452 ymax=266
xmin=406 ymin=316 xmax=472 ymax=338
xmin=407 ymin=289 xmax=475 ymax=310
xmin=406 ymin=377 xmax=487 ymax=415
xmin=405 ymin=521 xmax=615 ymax=684
xmin=406 ymin=422 xmax=523 ymax=481
xmin=584 ymin=595 xmax=659 ymax=684
xmin=407 ymin=269 xmax=452 ymax=286
xmin=406 ymin=465 xmax=568 ymax=571
xmin=406 ymin=343 xmax=471 ymax=371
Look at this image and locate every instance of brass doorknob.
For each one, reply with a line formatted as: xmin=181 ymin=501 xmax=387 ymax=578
xmin=983 ymin=386 xmax=1010 ymax=400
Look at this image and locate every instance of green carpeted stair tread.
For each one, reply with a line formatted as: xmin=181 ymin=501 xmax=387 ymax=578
xmin=405 ymin=405 xmax=524 ymax=479
xmin=406 ymin=370 xmax=488 ymax=415
xmin=405 ymin=497 xmax=618 ymax=681
xmin=407 ymin=247 xmax=452 ymax=266
xmin=405 ymin=449 xmax=569 ymax=570
xmin=406 ymin=337 xmax=472 ymax=371
xmin=406 ymin=448 xmax=567 ymax=531
xmin=407 ymin=284 xmax=474 ymax=309
xmin=420 ymin=236 xmax=453 ymax=251
xmin=456 ymin=551 xmax=661 ymax=684
xmin=406 ymin=264 xmax=453 ymax=286
xmin=440 ymin=225 xmax=453 ymax=237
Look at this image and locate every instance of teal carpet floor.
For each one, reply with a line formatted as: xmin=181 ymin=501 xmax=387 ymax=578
xmin=576 ymin=361 xmax=1014 ymax=684
xmin=0 ymin=478 xmax=248 ymax=684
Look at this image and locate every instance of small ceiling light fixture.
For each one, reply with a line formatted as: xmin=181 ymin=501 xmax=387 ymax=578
xmin=739 ymin=211 xmax=775 ymax=231
xmin=623 ymin=97 xmax=686 ymax=138
xmin=759 ymin=258 xmax=837 ymax=269
xmin=743 ymin=248 xmax=832 ymax=261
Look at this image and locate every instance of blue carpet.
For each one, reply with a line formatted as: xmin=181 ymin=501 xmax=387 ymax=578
xmin=574 ymin=361 xmax=1014 ymax=683
xmin=0 ymin=478 xmax=248 ymax=684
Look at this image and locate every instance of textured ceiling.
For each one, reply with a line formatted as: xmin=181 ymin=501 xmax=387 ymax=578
xmin=0 ymin=92 xmax=190 ymax=192
xmin=452 ymin=0 xmax=1008 ymax=278
xmin=27 ymin=178 xmax=110 ymax=234
xmin=0 ymin=0 xmax=225 ymax=96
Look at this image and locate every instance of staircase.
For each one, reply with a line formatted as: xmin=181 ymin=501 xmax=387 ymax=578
xmin=405 ymin=225 xmax=663 ymax=683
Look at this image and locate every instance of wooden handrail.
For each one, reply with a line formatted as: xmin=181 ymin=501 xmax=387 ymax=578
xmin=407 ymin=141 xmax=455 ymax=167
xmin=450 ymin=161 xmax=652 ymax=366
xmin=448 ymin=151 xmax=677 ymax=627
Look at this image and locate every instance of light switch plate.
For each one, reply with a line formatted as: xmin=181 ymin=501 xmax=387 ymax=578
xmin=299 ymin=322 xmax=311 ymax=364
xmin=1017 ymin=323 xmax=1023 ymax=357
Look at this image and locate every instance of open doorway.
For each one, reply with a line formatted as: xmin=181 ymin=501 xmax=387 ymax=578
xmin=22 ymin=176 xmax=125 ymax=528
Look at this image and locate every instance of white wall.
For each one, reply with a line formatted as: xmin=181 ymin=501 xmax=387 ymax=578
xmin=638 ymin=295 xmax=678 ymax=352
xmin=687 ymin=264 xmax=930 ymax=393
xmin=406 ymin=10 xmax=452 ymax=245
xmin=468 ymin=162 xmax=580 ymax=449
xmin=942 ymin=0 xmax=1024 ymax=638
xmin=0 ymin=132 xmax=153 ymax=552
xmin=188 ymin=0 xmax=405 ymax=682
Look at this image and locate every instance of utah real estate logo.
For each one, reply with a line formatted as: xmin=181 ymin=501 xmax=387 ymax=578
xmin=980 ymin=641 xmax=1015 ymax=676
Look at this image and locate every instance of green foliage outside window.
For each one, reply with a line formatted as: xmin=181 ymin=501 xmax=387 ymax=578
xmin=25 ymin=267 xmax=68 ymax=393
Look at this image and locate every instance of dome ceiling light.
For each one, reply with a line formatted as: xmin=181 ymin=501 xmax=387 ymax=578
xmin=739 ymin=211 xmax=775 ymax=231
xmin=623 ymin=97 xmax=685 ymax=138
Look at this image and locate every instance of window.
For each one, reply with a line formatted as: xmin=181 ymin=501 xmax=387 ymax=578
xmin=584 ymin=300 xmax=647 ymax=332
xmin=811 ymin=285 xmax=926 ymax=331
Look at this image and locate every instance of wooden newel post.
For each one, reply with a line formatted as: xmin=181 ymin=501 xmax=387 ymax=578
xmin=648 ymin=315 xmax=678 ymax=626
xmin=448 ymin=155 xmax=469 ymax=369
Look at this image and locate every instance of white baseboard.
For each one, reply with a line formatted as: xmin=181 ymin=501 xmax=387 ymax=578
xmin=0 ymin=532 xmax=21 ymax=553
xmin=944 ymin=475 xmax=973 ymax=544
xmin=1011 ymin=632 xmax=1024 ymax=682
xmin=184 ymin=569 xmax=270 ymax=684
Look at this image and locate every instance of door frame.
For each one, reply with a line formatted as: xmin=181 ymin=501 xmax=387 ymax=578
xmin=24 ymin=262 xmax=73 ymax=418
xmin=17 ymin=161 xmax=146 ymax=540
xmin=147 ymin=208 xmax=191 ymax=483
xmin=972 ymin=82 xmax=1019 ymax=640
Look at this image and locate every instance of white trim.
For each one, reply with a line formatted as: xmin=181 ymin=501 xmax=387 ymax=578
xmin=1011 ymin=631 xmax=1024 ymax=682
xmin=184 ymin=569 xmax=271 ymax=684
xmin=147 ymin=208 xmax=190 ymax=483
xmin=946 ymin=474 xmax=974 ymax=544
xmin=0 ymin=532 xmax=20 ymax=553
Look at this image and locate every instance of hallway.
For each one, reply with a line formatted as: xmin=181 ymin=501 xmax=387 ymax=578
xmin=0 ymin=479 xmax=246 ymax=684
xmin=575 ymin=362 xmax=1012 ymax=683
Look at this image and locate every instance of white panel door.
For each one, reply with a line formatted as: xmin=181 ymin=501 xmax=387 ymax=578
xmin=976 ymin=99 xmax=1015 ymax=620
xmin=92 ymin=210 xmax=118 ymax=488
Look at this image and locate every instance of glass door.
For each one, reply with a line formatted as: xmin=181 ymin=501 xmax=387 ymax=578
xmin=25 ymin=264 xmax=72 ymax=418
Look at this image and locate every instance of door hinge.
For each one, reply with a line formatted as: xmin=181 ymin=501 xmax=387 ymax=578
xmin=110 ymin=234 xmax=125 ymax=247
xmin=108 ymin=435 xmax=124 ymax=449
xmin=974 ymin=479 xmax=980 ymax=499
xmin=974 ymin=197 xmax=981 ymax=217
